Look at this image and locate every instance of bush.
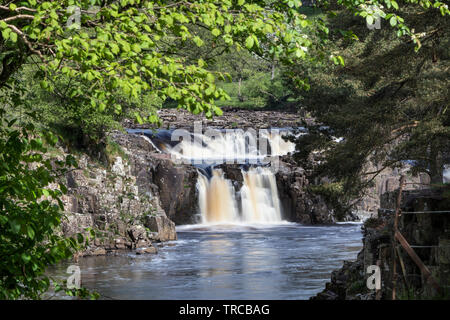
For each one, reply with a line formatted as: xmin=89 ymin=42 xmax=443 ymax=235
xmin=0 ymin=107 xmax=90 ymax=299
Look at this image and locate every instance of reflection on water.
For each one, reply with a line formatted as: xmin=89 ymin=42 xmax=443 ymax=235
xmin=48 ymin=223 xmax=362 ymax=300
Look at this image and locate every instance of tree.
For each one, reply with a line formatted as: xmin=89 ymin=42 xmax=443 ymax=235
xmin=0 ymin=97 xmax=90 ymax=299
xmin=0 ymin=0 xmax=318 ymax=122
xmin=287 ymin=0 xmax=450 ymax=211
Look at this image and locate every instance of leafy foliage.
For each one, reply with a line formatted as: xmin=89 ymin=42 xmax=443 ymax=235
xmin=0 ymin=0 xmax=317 ymax=124
xmin=289 ymin=0 xmax=450 ymax=209
xmin=0 ymin=103 xmax=88 ymax=299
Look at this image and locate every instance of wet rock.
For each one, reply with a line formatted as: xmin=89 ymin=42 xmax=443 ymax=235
xmin=91 ymin=247 xmax=107 ymax=256
xmin=136 ymin=239 xmax=151 ymax=248
xmin=136 ymin=246 xmax=158 ymax=255
xmin=152 ymin=159 xmax=198 ymax=225
xmin=114 ymin=238 xmax=131 ymax=250
xmin=275 ymin=160 xmax=338 ymax=224
xmin=144 ymin=215 xmax=177 ymax=241
xmin=127 ymin=225 xmax=147 ymax=242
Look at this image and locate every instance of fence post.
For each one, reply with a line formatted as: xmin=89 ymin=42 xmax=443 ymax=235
xmin=391 ymin=175 xmax=443 ymax=297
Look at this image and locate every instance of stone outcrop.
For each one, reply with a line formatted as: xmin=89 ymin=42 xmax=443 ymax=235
xmin=275 ymin=160 xmax=349 ymax=224
xmin=152 ymin=160 xmax=198 ymax=225
xmin=59 ymin=131 xmax=199 ymax=257
xmin=144 ymin=215 xmax=177 ymax=242
xmin=112 ymin=132 xmax=199 ymax=225
xmin=353 ymin=163 xmax=430 ymax=219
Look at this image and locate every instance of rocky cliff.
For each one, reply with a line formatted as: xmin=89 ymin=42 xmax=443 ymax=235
xmin=353 ymin=164 xmax=430 ymax=219
xmin=59 ymin=132 xmax=199 ymax=257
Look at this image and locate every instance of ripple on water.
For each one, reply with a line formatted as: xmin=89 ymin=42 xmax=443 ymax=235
xmin=48 ymin=223 xmax=362 ymax=300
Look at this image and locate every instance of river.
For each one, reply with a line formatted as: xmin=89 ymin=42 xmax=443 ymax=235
xmin=49 ymin=222 xmax=362 ymax=299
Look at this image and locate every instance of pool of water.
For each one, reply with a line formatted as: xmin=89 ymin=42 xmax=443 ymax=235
xmin=49 ymin=222 xmax=362 ymax=299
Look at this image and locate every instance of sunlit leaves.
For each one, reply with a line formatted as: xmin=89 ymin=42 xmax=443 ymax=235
xmin=0 ymin=0 xmax=317 ymax=125
xmin=0 ymin=107 xmax=83 ymax=299
xmin=334 ymin=0 xmax=450 ymax=50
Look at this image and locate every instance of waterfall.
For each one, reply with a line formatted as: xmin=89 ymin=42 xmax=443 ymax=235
xmin=168 ymin=129 xmax=295 ymax=162
xmin=197 ymin=167 xmax=283 ymax=224
xmin=241 ymin=167 xmax=282 ymax=223
xmin=197 ymin=169 xmax=239 ymax=223
xmin=134 ymin=127 xmax=290 ymax=224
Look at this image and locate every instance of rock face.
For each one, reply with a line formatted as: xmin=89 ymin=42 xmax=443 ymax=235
xmin=59 ymin=132 xmax=199 ymax=257
xmin=353 ymin=163 xmax=430 ymax=219
xmin=152 ymin=160 xmax=198 ymax=225
xmin=144 ymin=216 xmax=177 ymax=241
xmin=275 ymin=160 xmax=342 ymax=224
xmin=313 ymin=188 xmax=450 ymax=300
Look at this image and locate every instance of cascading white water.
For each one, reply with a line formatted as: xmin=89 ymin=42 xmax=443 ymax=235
xmin=197 ymin=169 xmax=239 ymax=223
xmin=142 ymin=127 xmax=291 ymax=224
xmin=240 ymin=167 xmax=282 ymax=223
xmin=197 ymin=167 xmax=283 ymax=224
xmin=168 ymin=129 xmax=295 ymax=161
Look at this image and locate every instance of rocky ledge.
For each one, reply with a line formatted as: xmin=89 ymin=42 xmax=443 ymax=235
xmin=124 ymin=108 xmax=312 ymax=131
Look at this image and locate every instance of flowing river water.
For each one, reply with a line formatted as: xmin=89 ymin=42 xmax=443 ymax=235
xmin=50 ymin=222 xmax=362 ymax=299
xmin=48 ymin=127 xmax=363 ymax=299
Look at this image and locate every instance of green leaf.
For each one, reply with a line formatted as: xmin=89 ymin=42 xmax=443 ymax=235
xmin=206 ymin=73 xmax=215 ymax=83
xmin=27 ymin=226 xmax=35 ymax=239
xmin=245 ymin=36 xmax=254 ymax=49
xmin=2 ymin=28 xmax=10 ymax=40
xmin=10 ymin=32 xmax=17 ymax=43
xmin=211 ymin=28 xmax=221 ymax=37
xmin=391 ymin=1 xmax=399 ymax=10
xmin=213 ymin=107 xmax=223 ymax=116
xmin=193 ymin=36 xmax=204 ymax=47
xmin=135 ymin=112 xmax=143 ymax=124
xmin=21 ymin=253 xmax=31 ymax=264
xmin=390 ymin=16 xmax=397 ymax=27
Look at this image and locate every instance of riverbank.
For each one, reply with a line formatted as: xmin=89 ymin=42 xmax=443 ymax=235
xmin=313 ymin=188 xmax=450 ymax=300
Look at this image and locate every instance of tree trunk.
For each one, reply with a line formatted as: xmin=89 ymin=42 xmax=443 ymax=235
xmin=429 ymin=143 xmax=444 ymax=184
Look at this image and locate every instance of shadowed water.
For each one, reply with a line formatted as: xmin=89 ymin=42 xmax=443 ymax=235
xmin=49 ymin=223 xmax=362 ymax=299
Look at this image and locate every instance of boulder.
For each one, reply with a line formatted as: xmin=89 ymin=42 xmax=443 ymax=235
xmin=127 ymin=225 xmax=147 ymax=242
xmin=144 ymin=215 xmax=177 ymax=241
xmin=136 ymin=246 xmax=158 ymax=255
